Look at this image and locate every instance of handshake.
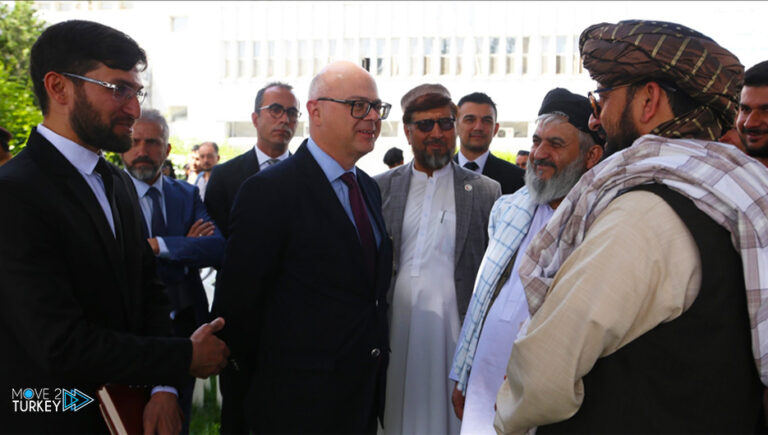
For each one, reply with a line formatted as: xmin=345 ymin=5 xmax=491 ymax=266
xmin=188 ymin=317 xmax=231 ymax=378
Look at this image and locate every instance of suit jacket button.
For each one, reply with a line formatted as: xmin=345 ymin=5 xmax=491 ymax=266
xmin=371 ymin=348 xmax=381 ymax=357
xmin=375 ymin=300 xmax=379 ymax=307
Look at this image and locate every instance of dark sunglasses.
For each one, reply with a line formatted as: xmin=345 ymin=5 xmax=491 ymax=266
xmin=411 ymin=117 xmax=455 ymax=133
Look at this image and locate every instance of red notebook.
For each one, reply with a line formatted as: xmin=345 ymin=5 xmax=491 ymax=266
xmin=97 ymin=385 xmax=149 ymax=435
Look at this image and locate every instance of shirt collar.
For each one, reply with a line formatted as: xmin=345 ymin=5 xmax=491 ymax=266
xmin=37 ymin=123 xmax=101 ymax=176
xmin=411 ymin=159 xmax=453 ymax=180
xmin=457 ymin=149 xmax=490 ymax=172
xmin=126 ymin=171 xmax=164 ymax=198
xmin=306 ymin=137 xmax=357 ymax=183
xmin=253 ymin=144 xmax=290 ymax=166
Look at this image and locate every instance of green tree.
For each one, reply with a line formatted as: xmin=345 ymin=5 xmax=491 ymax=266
xmin=0 ymin=1 xmax=45 ymax=154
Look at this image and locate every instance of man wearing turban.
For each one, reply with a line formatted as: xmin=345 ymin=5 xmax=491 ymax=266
xmin=494 ymin=20 xmax=768 ymax=433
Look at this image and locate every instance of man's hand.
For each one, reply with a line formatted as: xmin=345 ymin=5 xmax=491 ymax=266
xmin=143 ymin=391 xmax=182 ymax=435
xmin=189 ymin=317 xmax=230 ymax=378
xmin=452 ymin=382 xmax=465 ymax=420
xmin=147 ymin=238 xmax=160 ymax=255
xmin=186 ymin=219 xmax=215 ymax=238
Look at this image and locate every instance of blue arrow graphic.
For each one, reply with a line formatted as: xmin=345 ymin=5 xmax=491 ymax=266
xmin=62 ymin=388 xmax=94 ymax=412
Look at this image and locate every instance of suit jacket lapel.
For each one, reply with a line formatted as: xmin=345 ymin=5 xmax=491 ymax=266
xmin=385 ymin=162 xmax=412 ymax=264
xmin=294 ymin=143 xmax=371 ymax=289
xmin=453 ymin=162 xmax=473 ymax=267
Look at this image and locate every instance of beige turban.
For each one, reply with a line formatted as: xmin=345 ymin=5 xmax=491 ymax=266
xmin=579 ymin=20 xmax=744 ymax=140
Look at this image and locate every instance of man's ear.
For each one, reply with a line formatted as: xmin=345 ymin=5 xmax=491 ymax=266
xmin=492 ymin=122 xmax=500 ymax=137
xmin=43 ymin=71 xmax=71 ymax=107
xmin=306 ymin=100 xmax=321 ymax=126
xmin=638 ymin=81 xmax=669 ymax=124
xmin=585 ymin=144 xmax=604 ymax=170
xmin=403 ymin=124 xmax=413 ymax=145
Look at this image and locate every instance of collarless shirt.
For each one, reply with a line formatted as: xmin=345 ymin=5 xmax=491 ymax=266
xmin=254 ymin=145 xmax=289 ymax=171
xmin=37 ymin=123 xmax=116 ymax=237
xmin=457 ymin=149 xmax=490 ymax=173
xmin=306 ymin=137 xmax=381 ymax=246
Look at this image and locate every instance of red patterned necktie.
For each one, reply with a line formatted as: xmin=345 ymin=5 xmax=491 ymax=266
xmin=340 ymin=172 xmax=376 ymax=278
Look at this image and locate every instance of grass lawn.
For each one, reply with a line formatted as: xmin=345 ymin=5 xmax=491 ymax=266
xmin=189 ymin=377 xmax=221 ymax=434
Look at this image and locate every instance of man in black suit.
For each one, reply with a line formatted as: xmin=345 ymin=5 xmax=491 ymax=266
xmin=0 ymin=20 xmax=229 ymax=433
xmin=454 ymin=92 xmax=525 ymax=194
xmin=205 ymin=82 xmax=300 ymax=237
xmin=213 ymin=60 xmax=393 ymax=434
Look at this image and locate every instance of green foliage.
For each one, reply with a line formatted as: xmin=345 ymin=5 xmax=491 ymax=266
xmin=190 ymin=377 xmax=221 ymax=434
xmin=493 ymin=151 xmax=516 ymax=164
xmin=0 ymin=1 xmax=46 ymax=155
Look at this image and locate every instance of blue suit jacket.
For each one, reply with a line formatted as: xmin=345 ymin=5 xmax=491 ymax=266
xmin=155 ymin=176 xmax=225 ymax=324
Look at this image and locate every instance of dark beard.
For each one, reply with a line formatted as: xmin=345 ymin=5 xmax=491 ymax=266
xmin=741 ymin=129 xmax=768 ymax=158
xmin=603 ymin=103 xmax=642 ymax=158
xmin=413 ymin=139 xmax=454 ymax=171
xmin=70 ymin=86 xmax=133 ymax=153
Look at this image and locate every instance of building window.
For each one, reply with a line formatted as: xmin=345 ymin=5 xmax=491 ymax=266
xmin=344 ymin=38 xmax=355 ymax=58
xmin=499 ymin=121 xmax=528 ymax=138
xmin=391 ymin=38 xmax=400 ymax=76
xmin=283 ymin=40 xmax=293 ymax=76
xmin=505 ymin=37 xmax=516 ymax=74
xmin=226 ymin=121 xmax=255 ymax=138
xmin=489 ymin=37 xmax=500 ymax=75
xmin=474 ymin=37 xmax=484 ymax=75
xmin=313 ymin=39 xmax=324 ymax=75
xmin=380 ymin=121 xmax=399 ymax=137
xmin=573 ymin=37 xmax=583 ymax=75
xmin=222 ymin=41 xmax=232 ymax=78
xmin=252 ymin=41 xmax=261 ymax=77
xmin=541 ymin=36 xmax=551 ymax=74
xmin=556 ymin=36 xmax=567 ymax=74
xmin=440 ymin=38 xmax=450 ymax=75
xmin=237 ymin=41 xmax=246 ymax=77
xmin=409 ymin=38 xmax=419 ymax=75
xmin=328 ymin=39 xmax=337 ymax=65
xmin=267 ymin=41 xmax=275 ymax=77
xmin=298 ymin=40 xmax=309 ymax=76
xmin=455 ymin=37 xmax=464 ymax=75
xmin=376 ymin=38 xmax=385 ymax=76
xmin=423 ymin=37 xmax=434 ymax=75
xmin=522 ymin=37 xmax=529 ymax=74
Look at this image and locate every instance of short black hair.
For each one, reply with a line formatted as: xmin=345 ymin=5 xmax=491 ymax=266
xmin=0 ymin=127 xmax=11 ymax=152
xmin=30 ymin=20 xmax=147 ymax=115
xmin=745 ymin=60 xmax=768 ymax=87
xmin=383 ymin=147 xmax=404 ymax=167
xmin=516 ymin=150 xmax=529 ymax=157
xmin=402 ymin=94 xmax=457 ymax=124
xmin=254 ymin=82 xmax=294 ymax=112
xmin=457 ymin=92 xmax=498 ymax=118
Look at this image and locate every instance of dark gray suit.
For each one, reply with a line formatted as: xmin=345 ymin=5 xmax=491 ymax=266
xmin=374 ymin=161 xmax=501 ymax=319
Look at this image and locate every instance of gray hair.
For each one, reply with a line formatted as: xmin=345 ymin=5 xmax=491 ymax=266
xmin=138 ymin=108 xmax=170 ymax=145
xmin=536 ymin=112 xmax=596 ymax=155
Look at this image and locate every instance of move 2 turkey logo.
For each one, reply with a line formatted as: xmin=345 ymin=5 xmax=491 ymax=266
xmin=11 ymin=387 xmax=93 ymax=413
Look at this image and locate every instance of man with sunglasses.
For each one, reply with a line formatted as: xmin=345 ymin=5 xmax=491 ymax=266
xmin=205 ymin=82 xmax=300 ymax=238
xmin=375 ymin=83 xmax=501 ymax=434
xmin=213 ymin=60 xmax=393 ymax=433
xmin=495 ymin=20 xmax=768 ymax=433
xmin=0 ymin=20 xmax=230 ymax=433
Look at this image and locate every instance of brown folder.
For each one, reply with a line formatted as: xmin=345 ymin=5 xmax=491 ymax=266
xmin=96 ymin=385 xmax=149 ymax=435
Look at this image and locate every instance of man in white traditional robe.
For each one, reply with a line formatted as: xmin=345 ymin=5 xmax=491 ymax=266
xmin=375 ymin=84 xmax=501 ymax=434
xmin=449 ymin=88 xmax=604 ymax=434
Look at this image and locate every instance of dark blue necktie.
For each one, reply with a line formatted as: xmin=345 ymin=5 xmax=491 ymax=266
xmin=464 ymin=161 xmax=479 ymax=171
xmin=146 ymin=187 xmax=167 ymax=238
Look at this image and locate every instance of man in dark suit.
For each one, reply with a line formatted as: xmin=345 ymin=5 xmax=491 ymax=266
xmin=454 ymin=92 xmax=525 ymax=194
xmin=0 ymin=20 xmax=229 ymax=433
xmin=205 ymin=82 xmax=300 ymax=237
xmin=213 ymin=60 xmax=393 ymax=434
xmin=121 ymin=109 xmax=226 ymax=430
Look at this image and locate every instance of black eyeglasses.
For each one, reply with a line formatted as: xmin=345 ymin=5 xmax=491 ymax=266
xmin=316 ymin=97 xmax=391 ymax=120
xmin=410 ymin=117 xmax=455 ymax=133
xmin=258 ymin=103 xmax=301 ymax=120
xmin=62 ymin=72 xmax=147 ymax=104
xmin=588 ymin=80 xmax=678 ymax=119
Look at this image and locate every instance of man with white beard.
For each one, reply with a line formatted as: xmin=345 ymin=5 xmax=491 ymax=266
xmin=450 ymin=88 xmax=603 ymax=434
